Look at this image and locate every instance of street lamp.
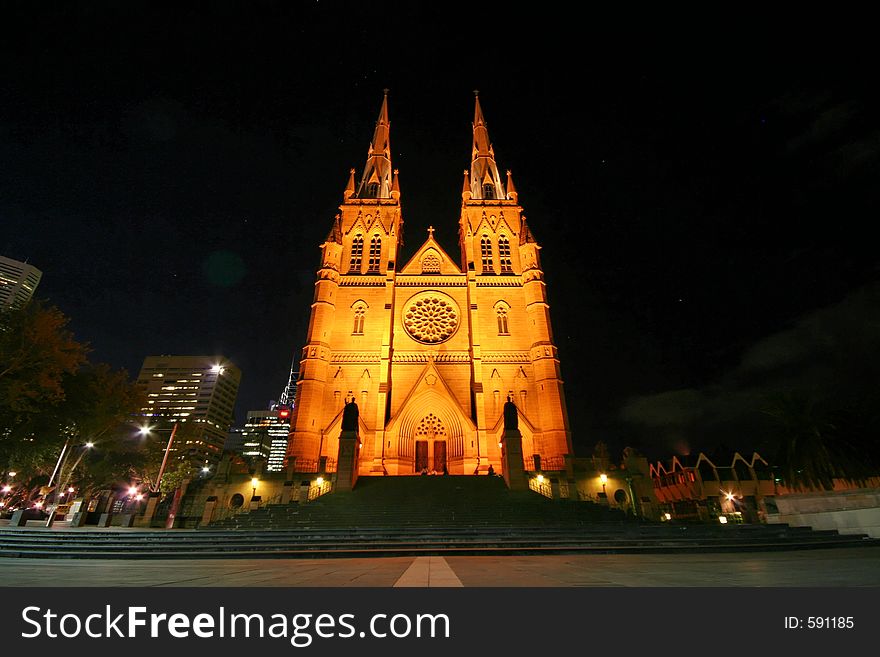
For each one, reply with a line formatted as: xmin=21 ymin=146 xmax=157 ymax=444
xmin=251 ymin=477 xmax=258 ymax=499
xmin=600 ymin=473 xmax=608 ymax=495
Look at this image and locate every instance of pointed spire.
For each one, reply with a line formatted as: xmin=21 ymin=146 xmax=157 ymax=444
xmin=520 ymin=215 xmax=536 ymax=244
xmin=343 ymin=168 xmax=356 ymax=199
xmin=357 ymin=90 xmax=393 ymax=199
xmin=505 ymin=170 xmax=517 ymax=202
xmin=469 ymin=91 xmax=504 ymax=201
xmin=461 ymin=169 xmax=472 ymax=201
xmin=326 ymin=214 xmax=343 ymax=244
xmin=391 ymin=168 xmax=400 ymax=200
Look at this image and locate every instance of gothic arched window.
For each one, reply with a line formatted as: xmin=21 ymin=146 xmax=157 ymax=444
xmin=367 ymin=182 xmax=379 ymax=197
xmin=480 ymin=236 xmax=494 ymax=273
xmin=498 ymin=235 xmax=513 ymax=273
xmin=496 ymin=302 xmax=510 ymax=335
xmin=349 ymin=235 xmax=364 ymax=273
xmin=367 ymin=235 xmax=381 ymax=273
xmin=483 ymin=183 xmax=495 ymax=200
xmin=352 ymin=303 xmax=366 ymax=335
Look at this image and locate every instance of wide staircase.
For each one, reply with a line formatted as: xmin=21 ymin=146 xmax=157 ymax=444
xmin=0 ymin=476 xmax=876 ymax=559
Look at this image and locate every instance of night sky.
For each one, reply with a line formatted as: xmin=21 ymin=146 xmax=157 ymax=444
xmin=2 ymin=4 xmax=878 ymax=459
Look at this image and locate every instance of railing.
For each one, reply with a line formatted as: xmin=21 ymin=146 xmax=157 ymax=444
xmin=291 ymin=458 xmax=337 ymax=473
xmin=528 ymin=478 xmax=552 ymax=499
xmin=307 ymin=480 xmax=332 ymax=501
xmin=523 ymin=456 xmax=565 ymax=472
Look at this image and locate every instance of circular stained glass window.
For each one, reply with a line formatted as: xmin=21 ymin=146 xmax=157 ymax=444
xmin=402 ymin=292 xmax=460 ymax=344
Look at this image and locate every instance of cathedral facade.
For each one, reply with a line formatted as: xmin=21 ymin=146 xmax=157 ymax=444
xmin=287 ymin=92 xmax=571 ymax=476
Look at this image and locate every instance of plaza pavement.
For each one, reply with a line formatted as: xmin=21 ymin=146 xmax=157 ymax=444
xmin=2 ymin=547 xmax=880 ymax=587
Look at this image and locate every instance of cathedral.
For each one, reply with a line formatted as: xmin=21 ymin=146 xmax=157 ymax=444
xmin=287 ymin=92 xmax=571 ymax=476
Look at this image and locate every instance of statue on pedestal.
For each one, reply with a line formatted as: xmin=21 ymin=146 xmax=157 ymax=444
xmin=342 ymin=396 xmax=359 ymax=432
xmin=503 ymin=395 xmax=518 ymax=431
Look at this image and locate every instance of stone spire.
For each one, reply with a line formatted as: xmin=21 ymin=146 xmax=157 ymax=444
xmin=470 ymin=91 xmax=505 ymax=201
xmin=356 ymin=90 xmax=393 ymax=199
xmin=343 ymin=168 xmax=356 ymax=199
xmin=505 ymin=169 xmax=517 ymax=202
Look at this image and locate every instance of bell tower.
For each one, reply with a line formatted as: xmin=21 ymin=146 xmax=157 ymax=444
xmin=287 ymin=91 xmax=404 ymax=469
xmin=459 ymin=92 xmax=572 ymax=463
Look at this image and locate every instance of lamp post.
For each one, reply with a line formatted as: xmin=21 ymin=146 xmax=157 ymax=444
xmin=140 ymin=422 xmax=179 ymax=493
xmin=251 ymin=477 xmax=258 ymax=499
xmin=48 ymin=441 xmax=94 ymax=515
xmin=600 ymin=473 xmax=608 ymax=496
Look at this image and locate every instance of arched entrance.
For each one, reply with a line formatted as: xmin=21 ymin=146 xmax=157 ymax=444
xmin=390 ymin=390 xmax=473 ymax=475
xmin=413 ymin=413 xmax=447 ymax=473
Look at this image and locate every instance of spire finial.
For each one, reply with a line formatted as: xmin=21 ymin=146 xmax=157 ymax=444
xmin=473 ymin=89 xmax=479 ymax=97
xmin=427 ymin=225 xmax=435 ymax=238
xmin=383 ymin=88 xmax=389 ymax=95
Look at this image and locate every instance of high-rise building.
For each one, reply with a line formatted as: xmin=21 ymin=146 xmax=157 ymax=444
xmin=0 ymin=255 xmax=42 ymax=309
xmin=242 ymin=408 xmax=291 ymax=472
xmin=135 ymin=355 xmax=241 ymax=466
xmin=287 ymin=93 xmax=571 ymax=475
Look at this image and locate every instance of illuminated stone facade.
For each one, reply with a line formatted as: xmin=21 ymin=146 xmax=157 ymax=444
xmin=287 ymin=93 xmax=572 ymax=475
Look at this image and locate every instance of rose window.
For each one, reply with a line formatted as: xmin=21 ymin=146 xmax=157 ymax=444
xmin=403 ymin=292 xmax=459 ymax=343
xmin=415 ymin=414 xmax=446 ymax=439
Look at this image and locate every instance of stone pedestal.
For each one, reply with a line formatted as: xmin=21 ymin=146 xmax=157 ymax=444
xmin=249 ymin=496 xmax=261 ymax=511
xmin=501 ymin=429 xmax=529 ymax=491
xmin=280 ymin=481 xmax=295 ymax=504
xmin=69 ymin=511 xmax=88 ymax=527
xmin=200 ymin=496 xmax=217 ymax=525
xmin=135 ymin=492 xmax=161 ymax=528
xmin=335 ymin=430 xmax=360 ymax=492
xmin=97 ymin=512 xmax=113 ymax=527
xmin=9 ymin=509 xmax=27 ymax=526
xmin=118 ymin=513 xmax=135 ymax=527
xmin=298 ymin=481 xmax=310 ymax=503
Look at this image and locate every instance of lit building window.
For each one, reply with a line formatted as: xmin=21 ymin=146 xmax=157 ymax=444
xmin=483 ymin=183 xmax=495 ymax=199
xmin=498 ymin=235 xmax=513 ymax=273
xmin=367 ymin=235 xmax=381 ymax=273
xmin=481 ymin=236 xmax=493 ymax=273
xmin=496 ymin=305 xmax=509 ymax=335
xmin=349 ymin=235 xmax=364 ymax=273
xmin=353 ymin=304 xmax=366 ymax=335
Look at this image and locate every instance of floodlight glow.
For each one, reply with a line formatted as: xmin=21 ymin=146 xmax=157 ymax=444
xmin=2 ymin=485 xmax=11 ymax=493
xmin=85 ymin=442 xmax=95 ymax=449
xmin=316 ymin=476 xmax=324 ymax=486
xmin=536 ymin=474 xmax=544 ymax=483
xmin=599 ymin=474 xmax=608 ymax=485
xmin=719 ymin=516 xmax=728 ymax=524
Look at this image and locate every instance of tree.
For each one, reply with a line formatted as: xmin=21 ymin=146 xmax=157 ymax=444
xmin=0 ymin=301 xmax=89 ymax=469
xmin=50 ymin=364 xmax=145 ymax=498
xmin=762 ymin=391 xmax=877 ymax=491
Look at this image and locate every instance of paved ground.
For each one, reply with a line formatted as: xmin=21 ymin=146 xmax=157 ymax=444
xmin=3 ymin=546 xmax=880 ymax=586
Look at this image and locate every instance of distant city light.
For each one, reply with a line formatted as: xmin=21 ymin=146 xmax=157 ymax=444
xmin=211 ymin=364 xmax=225 ymax=374
xmin=85 ymin=442 xmax=95 ymax=449
xmin=719 ymin=516 xmax=728 ymax=524
xmin=2 ymin=485 xmax=11 ymax=493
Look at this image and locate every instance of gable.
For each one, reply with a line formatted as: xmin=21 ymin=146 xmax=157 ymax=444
xmin=399 ymin=236 xmax=462 ymax=275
